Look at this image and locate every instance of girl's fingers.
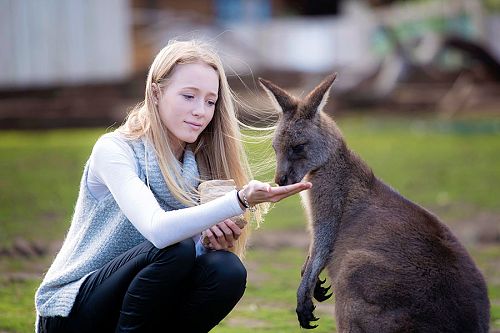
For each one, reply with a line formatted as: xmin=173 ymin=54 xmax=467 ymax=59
xmin=210 ymin=225 xmax=227 ymax=249
xmin=268 ymin=182 xmax=311 ymax=195
xmin=217 ymin=221 xmax=235 ymax=247
xmin=250 ymin=182 xmax=311 ymax=204
xmin=224 ymin=219 xmax=242 ymax=239
xmin=204 ymin=228 xmax=222 ymax=250
xmin=274 ymin=185 xmax=310 ymax=200
xmin=204 ymin=228 xmax=213 ymax=240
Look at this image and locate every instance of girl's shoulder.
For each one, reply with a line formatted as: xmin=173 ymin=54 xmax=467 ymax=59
xmin=92 ymin=131 xmax=137 ymax=161
xmin=98 ymin=131 xmax=128 ymax=144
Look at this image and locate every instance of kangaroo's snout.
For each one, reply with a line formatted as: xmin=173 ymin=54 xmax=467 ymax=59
xmin=275 ymin=174 xmax=288 ymax=186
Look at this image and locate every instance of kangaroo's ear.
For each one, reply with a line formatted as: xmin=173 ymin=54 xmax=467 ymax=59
xmin=258 ymin=78 xmax=298 ymax=114
xmin=302 ymin=73 xmax=337 ymax=119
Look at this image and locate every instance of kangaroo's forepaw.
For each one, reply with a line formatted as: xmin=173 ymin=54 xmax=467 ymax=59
xmin=313 ymin=278 xmax=332 ymax=302
xmin=297 ymin=300 xmax=319 ymax=329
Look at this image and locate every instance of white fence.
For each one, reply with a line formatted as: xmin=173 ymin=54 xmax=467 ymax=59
xmin=0 ymin=0 xmax=132 ymax=88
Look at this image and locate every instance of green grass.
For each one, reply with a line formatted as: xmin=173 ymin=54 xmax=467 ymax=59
xmin=0 ymin=278 xmax=39 ymax=333
xmin=0 ymin=129 xmax=105 ymax=247
xmin=340 ymin=116 xmax=500 ymax=213
xmin=1 ymin=114 xmax=500 ymax=332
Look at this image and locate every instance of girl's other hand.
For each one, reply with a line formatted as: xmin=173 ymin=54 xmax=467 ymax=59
xmin=203 ymin=219 xmax=243 ymax=251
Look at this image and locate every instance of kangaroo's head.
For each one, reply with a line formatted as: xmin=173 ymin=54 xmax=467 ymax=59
xmin=259 ymin=73 xmax=342 ymax=186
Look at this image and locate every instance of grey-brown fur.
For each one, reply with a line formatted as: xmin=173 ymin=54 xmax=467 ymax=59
xmin=259 ymin=74 xmax=490 ymax=332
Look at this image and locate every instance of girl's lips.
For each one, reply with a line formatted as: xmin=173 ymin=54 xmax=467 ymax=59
xmin=185 ymin=121 xmax=202 ymax=129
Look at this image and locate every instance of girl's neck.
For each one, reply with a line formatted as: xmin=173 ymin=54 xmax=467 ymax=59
xmin=168 ymin=136 xmax=186 ymax=162
xmin=171 ymin=143 xmax=185 ymax=162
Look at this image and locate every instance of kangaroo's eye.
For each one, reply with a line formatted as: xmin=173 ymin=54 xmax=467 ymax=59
xmin=292 ymin=144 xmax=305 ymax=153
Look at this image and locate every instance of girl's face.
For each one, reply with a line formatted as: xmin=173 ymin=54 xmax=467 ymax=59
xmin=156 ymin=62 xmax=219 ymax=150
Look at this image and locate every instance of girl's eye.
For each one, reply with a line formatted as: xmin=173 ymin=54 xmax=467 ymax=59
xmin=207 ymin=100 xmax=216 ymax=107
xmin=182 ymin=94 xmax=194 ymax=100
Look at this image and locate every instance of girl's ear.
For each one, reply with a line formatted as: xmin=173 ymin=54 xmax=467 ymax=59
xmin=152 ymin=83 xmax=160 ymax=105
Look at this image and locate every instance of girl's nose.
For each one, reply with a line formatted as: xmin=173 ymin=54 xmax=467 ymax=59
xmin=192 ymin=100 xmax=205 ymax=117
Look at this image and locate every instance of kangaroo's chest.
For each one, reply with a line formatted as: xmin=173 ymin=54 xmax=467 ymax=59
xmin=300 ymin=185 xmax=343 ymax=226
xmin=299 ymin=190 xmax=313 ymax=224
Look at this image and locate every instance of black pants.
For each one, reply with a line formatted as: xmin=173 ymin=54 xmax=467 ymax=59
xmin=38 ymin=238 xmax=247 ymax=333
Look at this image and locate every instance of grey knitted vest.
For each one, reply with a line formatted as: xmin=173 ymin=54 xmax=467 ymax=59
xmin=35 ymin=133 xmax=199 ymax=322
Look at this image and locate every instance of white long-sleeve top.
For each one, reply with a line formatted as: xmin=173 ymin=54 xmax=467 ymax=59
xmin=86 ymin=134 xmax=245 ymax=249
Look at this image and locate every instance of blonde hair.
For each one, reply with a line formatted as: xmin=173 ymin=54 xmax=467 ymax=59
xmin=117 ymin=39 xmax=268 ymax=258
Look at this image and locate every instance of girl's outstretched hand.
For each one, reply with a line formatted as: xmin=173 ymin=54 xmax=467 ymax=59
xmin=239 ymin=180 xmax=312 ymax=207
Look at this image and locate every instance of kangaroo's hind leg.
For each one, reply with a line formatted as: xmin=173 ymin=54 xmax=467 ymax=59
xmin=332 ymin=251 xmax=415 ymax=333
xmin=335 ymin=293 xmax=414 ymax=333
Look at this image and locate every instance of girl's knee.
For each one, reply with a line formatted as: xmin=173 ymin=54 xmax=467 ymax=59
xmin=223 ymin=252 xmax=247 ymax=284
xmin=203 ymin=251 xmax=247 ymax=288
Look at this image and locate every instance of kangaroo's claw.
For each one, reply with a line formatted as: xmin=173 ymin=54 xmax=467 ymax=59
xmin=302 ymin=322 xmax=319 ymax=329
xmin=297 ymin=300 xmax=319 ymax=329
xmin=313 ymin=277 xmax=332 ymax=302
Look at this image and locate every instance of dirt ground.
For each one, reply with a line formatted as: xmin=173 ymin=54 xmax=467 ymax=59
xmin=2 ymin=210 xmax=499 ymax=277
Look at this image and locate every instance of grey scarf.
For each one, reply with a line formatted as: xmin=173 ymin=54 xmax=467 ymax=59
xmin=128 ymin=137 xmax=200 ymax=211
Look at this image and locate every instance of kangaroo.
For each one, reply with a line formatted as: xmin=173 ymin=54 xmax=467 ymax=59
xmin=259 ymin=74 xmax=490 ymax=332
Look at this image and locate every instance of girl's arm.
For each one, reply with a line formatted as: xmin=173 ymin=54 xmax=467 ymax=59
xmin=89 ymin=134 xmax=244 ymax=249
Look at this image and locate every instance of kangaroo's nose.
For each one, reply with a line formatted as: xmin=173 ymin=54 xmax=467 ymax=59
xmin=277 ymin=174 xmax=288 ymax=186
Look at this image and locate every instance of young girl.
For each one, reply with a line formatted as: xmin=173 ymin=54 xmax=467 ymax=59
xmin=35 ymin=40 xmax=311 ymax=333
